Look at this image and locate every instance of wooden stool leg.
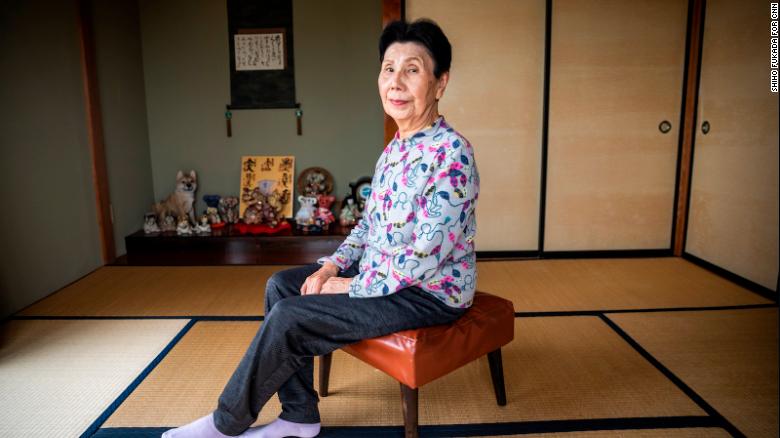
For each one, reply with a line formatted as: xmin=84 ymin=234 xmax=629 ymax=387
xmin=319 ymin=353 xmax=332 ymax=397
xmin=400 ymin=383 xmax=419 ymax=438
xmin=487 ymin=348 xmax=507 ymax=406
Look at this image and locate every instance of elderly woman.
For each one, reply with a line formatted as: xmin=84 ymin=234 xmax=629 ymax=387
xmin=165 ymin=18 xmax=478 ymax=438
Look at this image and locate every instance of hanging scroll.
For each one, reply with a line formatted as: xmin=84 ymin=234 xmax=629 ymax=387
xmin=235 ymin=30 xmax=286 ymax=71
xmin=227 ymin=0 xmax=296 ymax=109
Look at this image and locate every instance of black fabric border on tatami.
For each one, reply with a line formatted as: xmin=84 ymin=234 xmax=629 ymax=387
xmin=8 ymin=301 xmax=776 ymax=322
xmin=93 ymin=416 xmax=722 ymax=437
xmin=9 ymin=315 xmax=265 ymax=321
xmin=599 ymin=314 xmax=746 ymax=437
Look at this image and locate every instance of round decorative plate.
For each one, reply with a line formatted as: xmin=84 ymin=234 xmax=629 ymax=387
xmin=297 ymin=167 xmax=334 ymax=196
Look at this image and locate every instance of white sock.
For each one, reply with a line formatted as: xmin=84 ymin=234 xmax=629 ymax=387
xmin=161 ymin=413 xmax=232 ymax=437
xmin=239 ymin=417 xmax=321 ymax=438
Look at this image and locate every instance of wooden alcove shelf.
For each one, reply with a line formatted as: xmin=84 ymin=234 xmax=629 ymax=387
xmin=125 ymin=220 xmax=352 ymax=265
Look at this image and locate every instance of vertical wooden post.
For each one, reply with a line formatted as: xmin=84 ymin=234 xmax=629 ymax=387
xmin=381 ymin=0 xmax=403 ymax=145
xmin=77 ymin=0 xmax=115 ymax=264
xmin=673 ymin=0 xmax=704 ymax=256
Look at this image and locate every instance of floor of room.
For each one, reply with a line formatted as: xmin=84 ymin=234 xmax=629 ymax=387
xmin=1 ymin=258 xmax=777 ymax=437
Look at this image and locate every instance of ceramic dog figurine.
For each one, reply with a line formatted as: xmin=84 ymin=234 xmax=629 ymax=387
xmin=143 ymin=213 xmax=160 ymax=234
xmin=161 ymin=214 xmax=177 ymax=232
xmin=154 ymin=170 xmax=198 ymax=225
xmin=176 ymin=215 xmax=193 ymax=235
xmin=195 ymin=214 xmax=211 ymax=234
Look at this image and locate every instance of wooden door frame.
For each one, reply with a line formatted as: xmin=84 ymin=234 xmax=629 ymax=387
xmin=672 ymin=0 xmax=705 ymax=256
xmin=78 ymin=0 xmax=115 ymax=264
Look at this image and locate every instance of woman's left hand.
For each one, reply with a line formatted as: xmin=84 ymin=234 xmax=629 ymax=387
xmin=319 ymin=277 xmax=352 ymax=294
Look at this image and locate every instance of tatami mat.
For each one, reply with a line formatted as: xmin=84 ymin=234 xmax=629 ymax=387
xmin=0 ymin=319 xmax=188 ymax=437
xmin=103 ymin=321 xmax=281 ymax=428
xmin=104 ymin=316 xmax=703 ymax=430
xmin=8 ymin=258 xmax=777 ymax=436
xmin=477 ymin=258 xmax=770 ymax=311
xmin=609 ymin=308 xmax=779 ymax=438
xmin=16 ymin=259 xmax=769 ymax=319
xmin=17 ymin=266 xmax=289 ymax=317
xmin=494 ymin=428 xmax=730 ymax=437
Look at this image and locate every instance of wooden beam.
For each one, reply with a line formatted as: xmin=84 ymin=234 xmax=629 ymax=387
xmin=78 ymin=0 xmax=115 ymax=264
xmin=381 ymin=0 xmax=402 ymax=145
xmin=673 ymin=0 xmax=704 ymax=256
xmin=382 ymin=0 xmax=402 ymax=28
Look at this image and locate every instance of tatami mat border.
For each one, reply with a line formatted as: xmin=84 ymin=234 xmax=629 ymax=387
xmin=8 ymin=315 xmax=264 ymax=321
xmin=79 ymin=320 xmax=198 ymax=438
xmin=682 ymin=252 xmax=778 ymax=302
xmin=94 ymin=417 xmax=723 ymax=437
xmin=599 ymin=315 xmax=744 ymax=437
xmin=517 ymin=303 xmax=778 ymax=318
xmin=8 ymin=302 xmax=776 ymax=322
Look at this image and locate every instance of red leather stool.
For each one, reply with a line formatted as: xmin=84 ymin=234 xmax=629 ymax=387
xmin=318 ymin=291 xmax=515 ymax=438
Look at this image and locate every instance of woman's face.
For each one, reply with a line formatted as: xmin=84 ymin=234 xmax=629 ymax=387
xmin=378 ymin=42 xmax=448 ymax=128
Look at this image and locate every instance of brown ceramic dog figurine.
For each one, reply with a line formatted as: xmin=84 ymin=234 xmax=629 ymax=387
xmin=154 ymin=170 xmax=198 ymax=225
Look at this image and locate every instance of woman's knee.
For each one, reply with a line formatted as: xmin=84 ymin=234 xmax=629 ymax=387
xmin=264 ymin=272 xmax=286 ymax=311
xmin=265 ymin=271 xmax=283 ymax=292
xmin=265 ymin=300 xmax=305 ymax=338
xmin=267 ymin=266 xmax=296 ymax=288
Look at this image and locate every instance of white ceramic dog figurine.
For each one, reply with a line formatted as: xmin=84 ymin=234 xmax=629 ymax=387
xmin=154 ymin=170 xmax=198 ymax=224
xmin=176 ymin=216 xmax=193 ymax=235
xmin=195 ymin=214 xmax=211 ymax=234
xmin=143 ymin=213 xmax=160 ymax=234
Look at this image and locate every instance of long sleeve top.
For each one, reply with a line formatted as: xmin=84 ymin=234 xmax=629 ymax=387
xmin=319 ymin=116 xmax=479 ymax=309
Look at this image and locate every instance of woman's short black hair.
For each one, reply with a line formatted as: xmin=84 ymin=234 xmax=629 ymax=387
xmin=379 ymin=19 xmax=451 ymax=78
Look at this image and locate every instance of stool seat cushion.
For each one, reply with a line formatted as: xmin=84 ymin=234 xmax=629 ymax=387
xmin=341 ymin=291 xmax=515 ymax=388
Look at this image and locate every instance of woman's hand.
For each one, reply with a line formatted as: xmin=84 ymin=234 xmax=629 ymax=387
xmin=300 ymin=262 xmax=341 ymax=295
xmin=319 ymin=277 xmax=352 ymax=294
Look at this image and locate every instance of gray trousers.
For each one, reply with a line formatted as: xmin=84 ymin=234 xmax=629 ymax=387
xmin=213 ymin=263 xmax=468 ymax=436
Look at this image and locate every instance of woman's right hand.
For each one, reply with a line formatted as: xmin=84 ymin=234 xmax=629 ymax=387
xmin=300 ymin=262 xmax=340 ymax=295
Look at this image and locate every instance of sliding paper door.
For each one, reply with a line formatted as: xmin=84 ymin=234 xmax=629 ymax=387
xmin=686 ymin=0 xmax=779 ymax=290
xmin=545 ymin=0 xmax=688 ymax=251
xmin=407 ymin=0 xmax=546 ymax=251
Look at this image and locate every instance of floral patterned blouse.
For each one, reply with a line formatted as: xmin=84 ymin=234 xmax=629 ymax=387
xmin=319 ymin=116 xmax=479 ymax=308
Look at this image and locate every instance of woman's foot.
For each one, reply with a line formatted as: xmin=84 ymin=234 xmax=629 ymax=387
xmin=161 ymin=413 xmax=232 ymax=437
xmin=239 ymin=417 xmax=321 ymax=438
